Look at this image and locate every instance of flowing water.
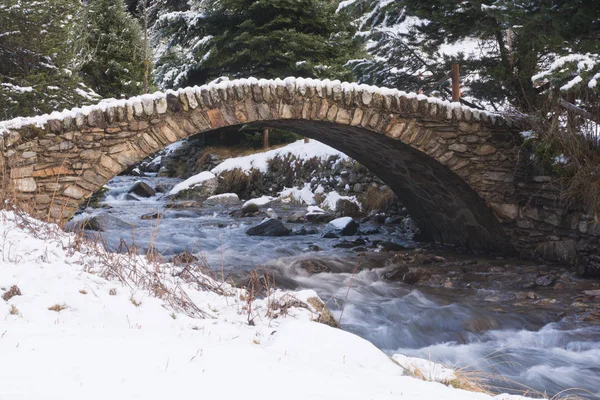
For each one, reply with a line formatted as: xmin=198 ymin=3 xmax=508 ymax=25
xmin=70 ymin=175 xmax=600 ymax=399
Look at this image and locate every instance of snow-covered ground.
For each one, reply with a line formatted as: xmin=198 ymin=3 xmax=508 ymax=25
xmin=0 ymin=210 xmax=530 ymax=399
xmin=167 ymin=140 xmax=361 ymax=211
xmin=210 ymin=139 xmax=349 ymax=175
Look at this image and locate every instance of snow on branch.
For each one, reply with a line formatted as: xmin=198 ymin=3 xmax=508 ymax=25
xmin=532 ymin=53 xmax=600 ymax=91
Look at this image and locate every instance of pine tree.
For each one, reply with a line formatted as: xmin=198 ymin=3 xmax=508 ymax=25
xmin=152 ymin=0 xmax=362 ymax=89
xmin=80 ymin=0 xmax=150 ymax=98
xmin=340 ymin=0 xmax=433 ymax=93
xmin=0 ymin=0 xmax=97 ymax=120
xmin=402 ymin=0 xmax=600 ymax=111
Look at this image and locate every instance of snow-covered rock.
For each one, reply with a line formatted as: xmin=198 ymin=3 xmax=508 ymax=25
xmin=168 ymin=171 xmax=217 ymax=202
xmin=203 ymin=193 xmax=240 ymax=206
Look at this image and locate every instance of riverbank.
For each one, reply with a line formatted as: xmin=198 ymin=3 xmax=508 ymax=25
xmin=0 ymin=209 xmax=542 ymax=400
xmin=65 ymin=172 xmax=600 ymax=398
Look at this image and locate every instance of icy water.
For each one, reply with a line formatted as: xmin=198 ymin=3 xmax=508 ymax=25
xmin=70 ymin=176 xmax=600 ymax=399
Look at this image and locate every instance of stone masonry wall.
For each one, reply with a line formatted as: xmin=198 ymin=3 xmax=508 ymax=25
xmin=0 ymin=77 xmax=594 ymax=271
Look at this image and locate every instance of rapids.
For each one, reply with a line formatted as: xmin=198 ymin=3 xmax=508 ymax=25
xmin=69 ymin=175 xmax=600 ymax=399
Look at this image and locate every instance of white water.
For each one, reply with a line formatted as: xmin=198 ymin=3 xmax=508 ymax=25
xmin=71 ymin=176 xmax=600 ymax=399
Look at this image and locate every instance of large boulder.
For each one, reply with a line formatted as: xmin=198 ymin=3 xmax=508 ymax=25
xmin=335 ymin=199 xmax=361 ymax=218
xmin=246 ymin=218 xmax=291 ymax=236
xmin=168 ymin=171 xmax=218 ymax=203
xmin=326 ymin=217 xmax=359 ymax=236
xmin=128 ymin=181 xmax=155 ymax=198
xmin=204 ymin=193 xmax=240 ymax=207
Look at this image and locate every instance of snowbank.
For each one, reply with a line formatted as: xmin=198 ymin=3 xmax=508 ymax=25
xmin=211 ymin=139 xmax=348 ymax=175
xmin=0 ymin=211 xmax=531 ymax=399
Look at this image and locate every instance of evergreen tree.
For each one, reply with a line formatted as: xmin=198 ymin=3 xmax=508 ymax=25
xmin=340 ymin=0 xmax=435 ymax=93
xmin=402 ymin=0 xmax=600 ymax=111
xmin=152 ymin=0 xmax=362 ymax=89
xmin=0 ymin=0 xmax=97 ymax=120
xmin=80 ymin=0 xmax=151 ymax=98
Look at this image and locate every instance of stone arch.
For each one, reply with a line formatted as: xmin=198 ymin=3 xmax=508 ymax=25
xmin=0 ymin=78 xmax=524 ymax=253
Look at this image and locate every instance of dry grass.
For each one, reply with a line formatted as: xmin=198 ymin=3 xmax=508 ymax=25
xmin=215 ymin=168 xmax=262 ymax=196
xmin=9 ymin=304 xmax=20 ymax=315
xmin=360 ymin=185 xmax=397 ymax=214
xmin=48 ymin=303 xmax=67 ymax=312
xmin=528 ymin=99 xmax=600 ymax=218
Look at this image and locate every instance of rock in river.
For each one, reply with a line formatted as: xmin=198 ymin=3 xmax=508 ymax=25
xmin=246 ymin=218 xmax=291 ymax=237
xmin=292 ymin=258 xmax=331 ymax=274
xmin=326 ymin=217 xmax=359 ymax=236
xmin=204 ymin=193 xmax=240 ymax=207
xmin=241 ymin=202 xmax=260 ymax=217
xmin=128 ymin=181 xmax=156 ymax=198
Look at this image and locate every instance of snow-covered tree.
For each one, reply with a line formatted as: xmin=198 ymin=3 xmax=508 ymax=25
xmin=402 ymin=0 xmax=600 ymax=111
xmin=0 ymin=0 xmax=98 ymax=120
xmin=152 ymin=0 xmax=362 ymax=89
xmin=340 ymin=0 xmax=436 ymax=93
xmin=80 ymin=0 xmax=151 ymax=98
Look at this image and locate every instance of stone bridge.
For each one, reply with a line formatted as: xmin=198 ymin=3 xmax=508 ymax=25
xmin=0 ymin=77 xmax=596 ymax=270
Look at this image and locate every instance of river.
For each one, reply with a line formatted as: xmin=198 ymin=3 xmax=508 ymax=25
xmin=69 ymin=175 xmax=600 ymax=399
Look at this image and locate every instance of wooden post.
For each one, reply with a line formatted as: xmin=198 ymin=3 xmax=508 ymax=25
xmin=451 ymin=63 xmax=461 ymax=102
xmin=567 ymin=91 xmax=576 ymax=129
xmin=304 ymin=137 xmax=309 ymax=143
xmin=263 ymin=128 xmax=269 ymax=149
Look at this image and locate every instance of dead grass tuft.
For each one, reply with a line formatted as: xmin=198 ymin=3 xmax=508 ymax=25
xmin=9 ymin=304 xmax=20 ymax=315
xmin=2 ymin=285 xmax=21 ymax=301
xmin=215 ymin=168 xmax=260 ymax=197
xmin=360 ymin=185 xmax=397 ymax=214
xmin=528 ymin=98 xmax=600 ymax=218
xmin=48 ymin=303 xmax=67 ymax=312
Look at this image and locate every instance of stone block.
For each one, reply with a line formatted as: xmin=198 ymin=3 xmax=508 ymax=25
xmin=207 ymin=109 xmax=226 ymax=128
xmin=448 ymin=143 xmax=468 ymax=153
xmin=14 ymin=178 xmax=36 ymax=192
xmin=63 ymin=185 xmax=86 ymax=199
xmin=10 ymin=166 xmax=33 ymax=179
xmin=475 ymin=145 xmax=496 ymax=156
